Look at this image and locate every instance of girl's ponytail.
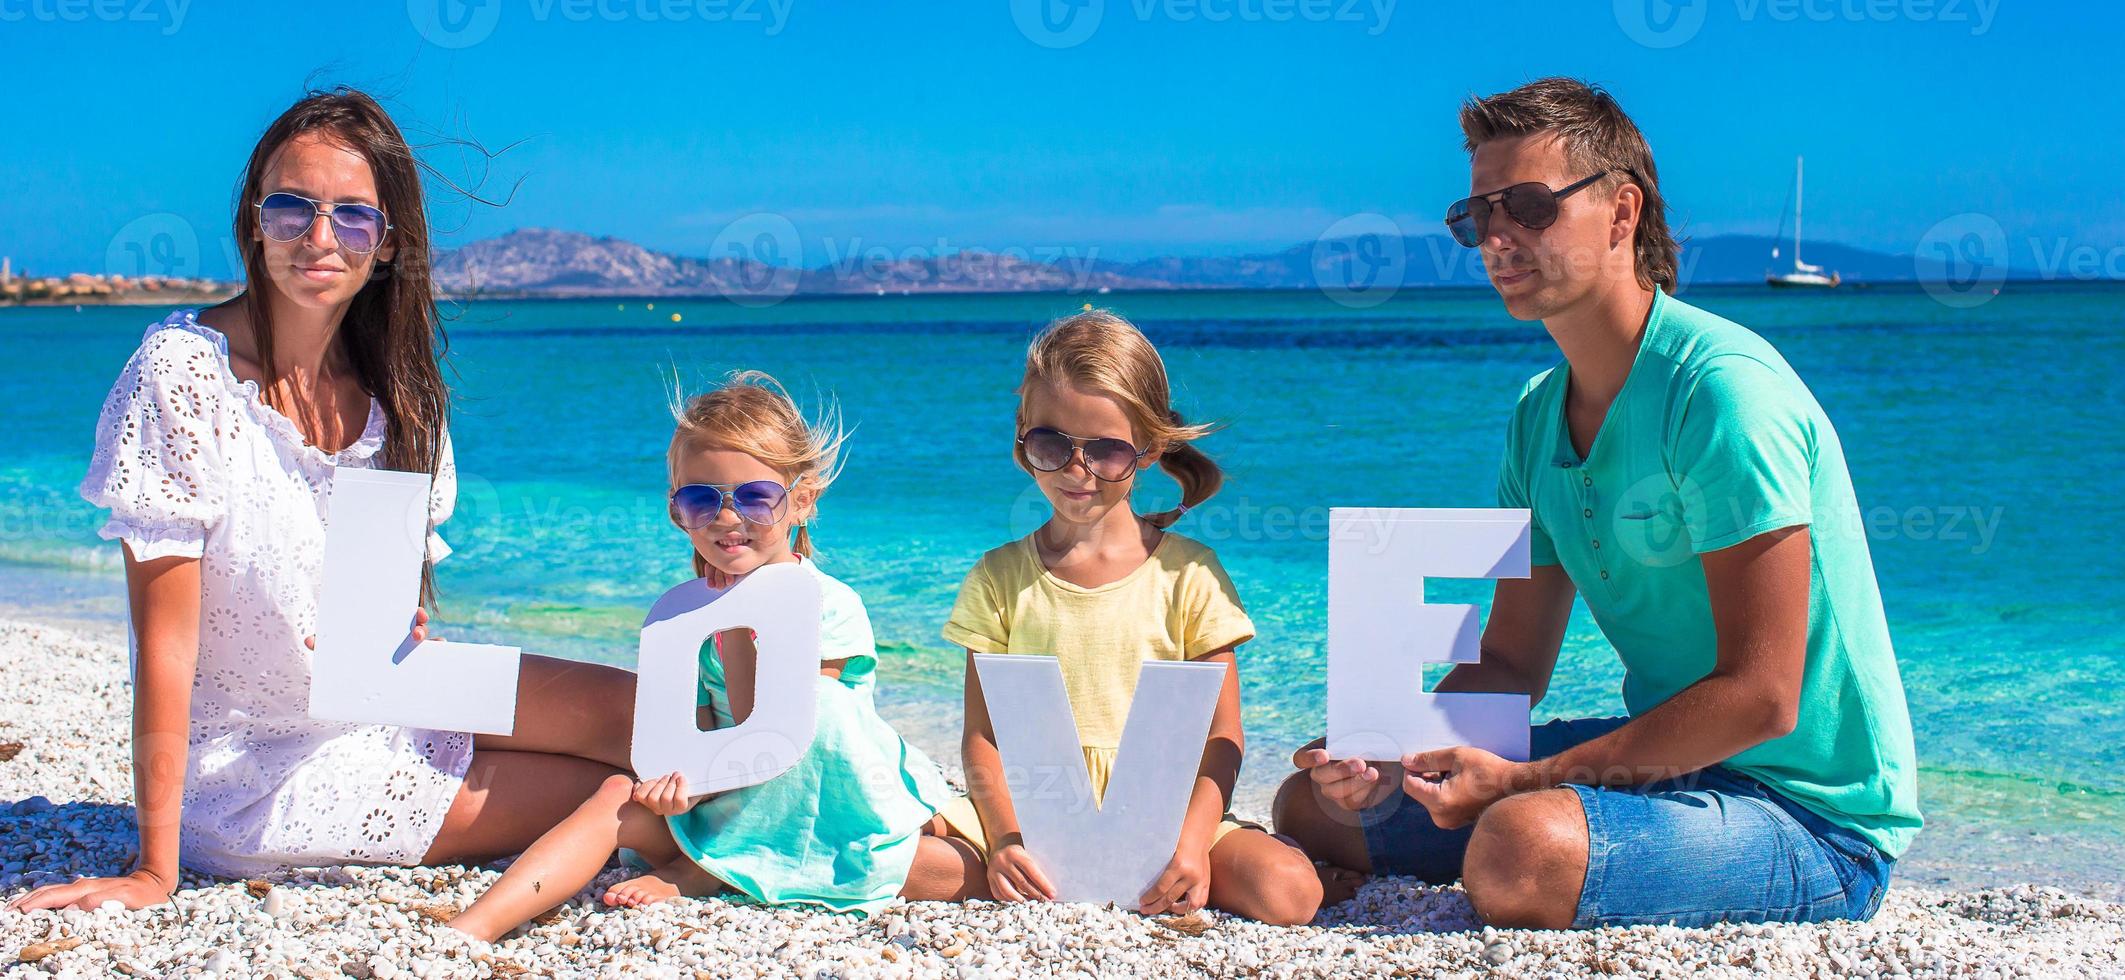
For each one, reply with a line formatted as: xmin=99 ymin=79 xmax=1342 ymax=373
xmin=1146 ymin=409 xmax=1223 ymax=529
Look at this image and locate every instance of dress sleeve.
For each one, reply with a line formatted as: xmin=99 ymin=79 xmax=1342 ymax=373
xmin=426 ymin=426 xmax=457 ymax=564
xmin=77 ymin=328 xmax=231 ymax=561
xmin=1182 ymin=551 xmax=1256 ymax=658
xmin=940 ymin=556 xmax=1009 ymax=654
xmin=819 ymin=579 xmax=881 ymax=683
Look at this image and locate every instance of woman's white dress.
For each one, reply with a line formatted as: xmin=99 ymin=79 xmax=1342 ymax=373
xmin=78 ymin=308 xmax=473 ymax=877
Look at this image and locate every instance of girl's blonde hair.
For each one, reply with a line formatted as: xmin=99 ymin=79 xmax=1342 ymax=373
xmin=1014 ymin=310 xmax=1222 ymax=530
xmin=669 ymin=370 xmax=848 ymax=574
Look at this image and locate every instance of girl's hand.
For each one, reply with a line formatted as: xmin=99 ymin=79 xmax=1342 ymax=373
xmin=5 ymin=869 xmax=175 ymax=912
xmin=704 ymin=566 xmax=737 ymax=590
xmin=986 ymin=841 xmax=1057 ymax=903
xmin=303 ymin=608 xmax=438 ymax=651
xmin=632 ymin=771 xmax=694 ymax=816
xmin=1138 ymin=845 xmax=1212 ymax=915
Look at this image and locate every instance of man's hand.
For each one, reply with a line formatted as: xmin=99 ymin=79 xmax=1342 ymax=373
xmin=1138 ymin=844 xmax=1212 ymax=915
xmin=986 ymin=841 xmax=1057 ymax=903
xmin=1291 ymin=738 xmax=1400 ymax=813
xmin=5 ymin=868 xmax=175 ymax=912
xmin=1399 ymin=746 xmax=1528 ymax=830
xmin=631 ymin=771 xmax=694 ymax=817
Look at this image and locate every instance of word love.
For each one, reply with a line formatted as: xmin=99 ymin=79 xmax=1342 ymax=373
xmin=308 ymin=476 xmax=1535 ymax=902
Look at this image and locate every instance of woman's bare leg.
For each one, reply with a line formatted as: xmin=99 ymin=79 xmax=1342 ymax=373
xmin=422 ymin=749 xmax=626 ymax=868
xmin=446 ymin=773 xmax=685 ymax=942
xmin=471 ymin=655 xmax=639 ymax=771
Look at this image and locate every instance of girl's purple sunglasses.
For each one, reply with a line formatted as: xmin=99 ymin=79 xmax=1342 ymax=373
xmin=669 ymin=480 xmax=793 ymax=529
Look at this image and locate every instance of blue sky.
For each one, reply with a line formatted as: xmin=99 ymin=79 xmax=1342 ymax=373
xmin=2 ymin=0 xmax=2118 ymax=278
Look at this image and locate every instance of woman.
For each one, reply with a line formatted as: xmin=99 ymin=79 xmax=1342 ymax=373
xmin=7 ymin=88 xmax=637 ymax=911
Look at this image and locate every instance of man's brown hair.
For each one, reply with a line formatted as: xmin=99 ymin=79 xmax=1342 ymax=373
xmin=1458 ymin=77 xmax=1681 ymax=294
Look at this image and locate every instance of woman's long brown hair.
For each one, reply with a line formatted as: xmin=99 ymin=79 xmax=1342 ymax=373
xmin=230 ymin=87 xmax=450 ymax=604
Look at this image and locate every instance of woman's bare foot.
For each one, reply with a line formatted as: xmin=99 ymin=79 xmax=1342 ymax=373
xmin=601 ymin=857 xmax=724 ymax=908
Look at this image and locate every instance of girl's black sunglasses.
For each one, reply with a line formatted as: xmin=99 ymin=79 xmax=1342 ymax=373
xmin=1018 ymin=426 xmax=1147 ymax=483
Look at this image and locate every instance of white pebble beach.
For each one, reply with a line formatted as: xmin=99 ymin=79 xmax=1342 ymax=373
xmin=4 ymin=618 xmax=2120 ymax=979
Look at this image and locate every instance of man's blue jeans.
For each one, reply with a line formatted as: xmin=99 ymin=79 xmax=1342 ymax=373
xmin=1357 ymin=716 xmax=1895 ymax=929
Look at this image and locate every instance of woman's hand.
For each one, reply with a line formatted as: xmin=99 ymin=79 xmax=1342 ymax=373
xmin=1138 ymin=845 xmax=1212 ymax=915
xmin=5 ymin=868 xmax=175 ymax=912
xmin=986 ymin=840 xmax=1057 ymax=903
xmin=631 ymin=771 xmax=695 ymax=816
xmin=303 ymin=607 xmax=438 ymax=651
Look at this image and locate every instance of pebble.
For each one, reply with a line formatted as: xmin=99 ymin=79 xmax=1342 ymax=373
xmin=1 ymin=618 xmax=2123 ymax=979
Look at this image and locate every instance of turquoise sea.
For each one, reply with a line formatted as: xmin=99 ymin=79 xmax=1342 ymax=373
xmin=2 ymin=284 xmax=2120 ymax=897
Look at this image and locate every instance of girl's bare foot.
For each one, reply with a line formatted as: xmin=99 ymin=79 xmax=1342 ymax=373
xmin=1316 ymin=862 xmax=1366 ymax=908
xmin=601 ymin=857 xmax=724 ymax=908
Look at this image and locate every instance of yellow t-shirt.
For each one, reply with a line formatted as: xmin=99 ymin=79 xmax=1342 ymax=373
xmin=942 ymin=530 xmax=1256 ymax=799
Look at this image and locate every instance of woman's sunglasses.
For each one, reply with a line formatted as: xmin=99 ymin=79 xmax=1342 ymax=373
xmin=1018 ymin=426 xmax=1148 ymax=483
xmin=1443 ymin=169 xmax=1622 ymax=248
xmin=669 ymin=480 xmax=793 ymax=529
xmin=255 ymin=192 xmax=393 ymax=255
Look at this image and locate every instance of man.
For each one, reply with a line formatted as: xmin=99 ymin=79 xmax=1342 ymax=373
xmin=1275 ymin=78 xmax=1920 ymax=930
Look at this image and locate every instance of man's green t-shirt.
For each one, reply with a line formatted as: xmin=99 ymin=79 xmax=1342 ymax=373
xmin=1499 ymin=288 xmax=1922 ymax=857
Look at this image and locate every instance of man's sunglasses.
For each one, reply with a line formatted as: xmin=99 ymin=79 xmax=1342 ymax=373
xmin=669 ymin=480 xmax=794 ymax=529
xmin=1018 ymin=426 xmax=1148 ymax=483
xmin=1443 ymin=169 xmax=1625 ymax=248
xmin=255 ymin=192 xmax=393 ymax=255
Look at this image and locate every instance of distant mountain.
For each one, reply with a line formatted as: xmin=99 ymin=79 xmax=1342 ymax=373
xmin=431 ymin=227 xmax=1921 ymax=298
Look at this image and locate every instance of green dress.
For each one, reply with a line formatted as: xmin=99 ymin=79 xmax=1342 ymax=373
xmin=661 ymin=558 xmax=951 ymax=916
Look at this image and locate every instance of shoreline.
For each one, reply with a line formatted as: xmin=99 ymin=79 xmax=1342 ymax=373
xmin=3 ymin=615 xmax=2124 ymax=977
xmin=4 ymin=277 xmax=2120 ymax=311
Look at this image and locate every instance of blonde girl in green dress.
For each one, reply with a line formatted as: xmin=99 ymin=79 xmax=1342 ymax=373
xmin=449 ymin=372 xmax=986 ymax=942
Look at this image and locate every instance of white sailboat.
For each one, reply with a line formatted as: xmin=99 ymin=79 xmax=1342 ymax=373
xmin=1766 ymin=155 xmax=1840 ymax=288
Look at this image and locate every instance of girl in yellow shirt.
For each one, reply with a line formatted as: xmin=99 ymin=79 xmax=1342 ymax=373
xmin=937 ymin=310 xmax=1329 ymax=925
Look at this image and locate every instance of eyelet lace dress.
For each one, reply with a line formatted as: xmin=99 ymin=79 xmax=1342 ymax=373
xmin=77 ymin=308 xmax=474 ymax=878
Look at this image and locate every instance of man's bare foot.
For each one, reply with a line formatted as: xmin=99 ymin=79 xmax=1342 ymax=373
xmin=601 ymin=858 xmax=725 ymax=908
xmin=1316 ymin=863 xmax=1366 ymax=908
